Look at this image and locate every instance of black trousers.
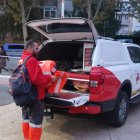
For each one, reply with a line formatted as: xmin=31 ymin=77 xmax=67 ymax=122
xmin=22 ymin=100 xmax=45 ymax=126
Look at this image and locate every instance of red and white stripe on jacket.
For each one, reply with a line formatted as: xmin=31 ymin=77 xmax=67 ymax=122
xmin=48 ymin=70 xmax=69 ymax=93
xmin=39 ymin=60 xmax=56 ymax=75
xmin=39 ymin=60 xmax=69 ymax=93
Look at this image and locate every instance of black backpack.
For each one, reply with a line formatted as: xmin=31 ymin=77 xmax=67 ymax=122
xmin=8 ymin=56 xmax=37 ymax=107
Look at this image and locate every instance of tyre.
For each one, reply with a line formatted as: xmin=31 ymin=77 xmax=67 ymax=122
xmin=109 ymin=91 xmax=129 ymax=127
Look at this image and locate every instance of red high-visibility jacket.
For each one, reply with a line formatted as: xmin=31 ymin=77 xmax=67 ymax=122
xmin=39 ymin=60 xmax=56 ymax=75
xmin=48 ymin=70 xmax=69 ymax=93
xmin=39 ymin=60 xmax=69 ymax=93
xmin=19 ymin=50 xmax=52 ymax=100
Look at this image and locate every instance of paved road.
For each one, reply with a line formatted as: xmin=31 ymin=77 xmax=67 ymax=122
xmin=0 ymin=73 xmax=13 ymax=106
xmin=1 ymin=74 xmax=140 ymax=140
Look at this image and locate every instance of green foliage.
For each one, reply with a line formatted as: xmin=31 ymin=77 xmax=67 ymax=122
xmin=0 ymin=0 xmax=22 ymax=40
xmin=0 ymin=9 xmax=22 ymax=40
xmin=0 ymin=0 xmax=40 ymax=41
xmin=133 ymin=30 xmax=140 ymax=36
xmin=4 ymin=0 xmax=38 ymax=23
xmin=0 ymin=0 xmax=121 ymax=39
xmin=73 ymin=0 xmax=120 ymax=37
xmin=73 ymin=0 xmax=87 ymax=17
xmin=130 ymin=0 xmax=140 ymax=21
xmin=0 ymin=13 xmax=14 ymax=33
xmin=94 ymin=0 xmax=120 ymax=37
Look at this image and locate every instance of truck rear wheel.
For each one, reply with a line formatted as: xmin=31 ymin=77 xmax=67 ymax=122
xmin=110 ymin=91 xmax=129 ymax=127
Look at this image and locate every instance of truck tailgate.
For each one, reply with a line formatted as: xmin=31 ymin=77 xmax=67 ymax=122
xmin=45 ymin=91 xmax=89 ymax=108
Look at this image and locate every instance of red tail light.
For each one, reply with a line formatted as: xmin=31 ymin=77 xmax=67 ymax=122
xmin=90 ymin=72 xmax=105 ymax=94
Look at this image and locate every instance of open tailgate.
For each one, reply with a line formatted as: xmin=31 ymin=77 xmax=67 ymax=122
xmin=25 ymin=18 xmax=98 ymax=43
xmin=45 ymin=91 xmax=89 ymax=108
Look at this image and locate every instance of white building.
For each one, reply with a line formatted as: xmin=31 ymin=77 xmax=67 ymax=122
xmin=43 ymin=0 xmax=73 ymax=19
xmin=117 ymin=0 xmax=140 ymax=35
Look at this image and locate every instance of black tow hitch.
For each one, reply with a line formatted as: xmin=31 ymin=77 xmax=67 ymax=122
xmin=44 ymin=108 xmax=54 ymax=120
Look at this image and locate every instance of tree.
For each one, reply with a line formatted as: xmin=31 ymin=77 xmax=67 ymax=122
xmin=73 ymin=0 xmax=120 ymax=37
xmin=19 ymin=0 xmax=41 ymax=42
xmin=0 ymin=0 xmax=22 ymax=41
xmin=130 ymin=0 xmax=140 ymax=20
xmin=92 ymin=0 xmax=103 ymax=21
xmin=73 ymin=0 xmax=87 ymax=17
xmin=73 ymin=0 xmax=103 ymax=21
xmin=87 ymin=0 xmax=92 ymax=20
xmin=0 ymin=12 xmax=16 ymax=41
xmin=0 ymin=0 xmax=40 ymax=43
xmin=133 ymin=30 xmax=140 ymax=36
xmin=94 ymin=0 xmax=120 ymax=36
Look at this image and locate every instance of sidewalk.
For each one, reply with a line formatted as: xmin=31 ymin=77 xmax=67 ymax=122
xmin=1 ymin=70 xmax=140 ymax=140
xmin=0 ymin=69 xmax=11 ymax=79
xmin=0 ymin=69 xmax=11 ymax=76
xmin=0 ymin=103 xmax=23 ymax=140
xmin=0 ymin=103 xmax=71 ymax=140
xmin=0 ymin=71 xmax=22 ymax=139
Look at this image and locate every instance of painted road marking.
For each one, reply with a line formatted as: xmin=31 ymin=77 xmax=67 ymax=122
xmin=0 ymin=75 xmax=10 ymax=79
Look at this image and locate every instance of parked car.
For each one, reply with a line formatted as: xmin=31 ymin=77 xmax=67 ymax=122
xmin=26 ymin=18 xmax=140 ymax=126
xmin=3 ymin=43 xmax=24 ymax=70
xmin=3 ymin=43 xmax=24 ymax=57
xmin=116 ymin=38 xmax=133 ymax=43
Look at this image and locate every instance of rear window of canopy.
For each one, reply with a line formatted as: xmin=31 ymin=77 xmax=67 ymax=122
xmin=39 ymin=23 xmax=92 ymax=34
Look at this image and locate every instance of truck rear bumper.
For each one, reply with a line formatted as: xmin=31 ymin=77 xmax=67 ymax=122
xmin=68 ymin=104 xmax=101 ymax=114
xmin=45 ymin=99 xmax=101 ymax=115
xmin=44 ymin=92 xmax=115 ymax=115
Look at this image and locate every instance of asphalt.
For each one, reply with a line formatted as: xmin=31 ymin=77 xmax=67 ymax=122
xmin=1 ymin=70 xmax=140 ymax=140
xmin=0 ymin=103 xmax=22 ymax=140
xmin=0 ymin=70 xmax=13 ymax=107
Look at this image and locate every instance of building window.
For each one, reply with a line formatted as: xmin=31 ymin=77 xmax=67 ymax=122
xmin=44 ymin=7 xmax=57 ymax=18
xmin=125 ymin=15 xmax=128 ymax=20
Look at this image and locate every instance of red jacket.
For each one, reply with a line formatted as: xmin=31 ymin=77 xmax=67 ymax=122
xmin=39 ymin=60 xmax=69 ymax=93
xmin=19 ymin=50 xmax=52 ymax=100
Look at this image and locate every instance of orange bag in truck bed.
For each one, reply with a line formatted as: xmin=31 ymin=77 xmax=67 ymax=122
xmin=39 ymin=60 xmax=69 ymax=93
xmin=69 ymin=72 xmax=90 ymax=92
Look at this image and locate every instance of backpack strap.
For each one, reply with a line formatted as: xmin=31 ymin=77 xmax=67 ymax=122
xmin=22 ymin=56 xmax=32 ymax=81
xmin=23 ymin=56 xmax=32 ymax=66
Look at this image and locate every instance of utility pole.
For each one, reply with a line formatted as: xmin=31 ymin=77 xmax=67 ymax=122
xmin=61 ymin=0 xmax=64 ymax=18
xmin=87 ymin=0 xmax=92 ymax=20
